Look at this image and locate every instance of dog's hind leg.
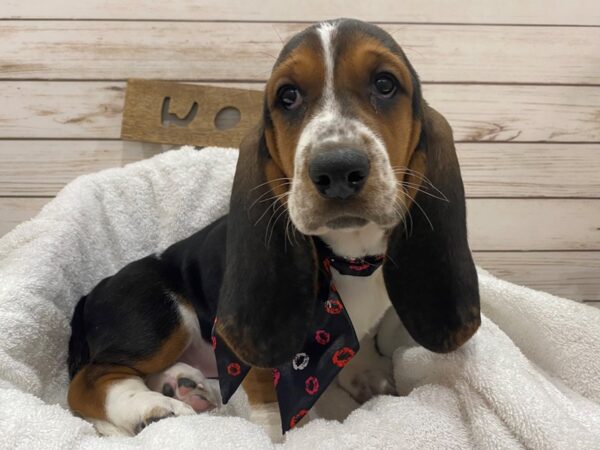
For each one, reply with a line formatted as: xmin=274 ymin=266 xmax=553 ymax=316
xmin=68 ymin=319 xmax=197 ymax=435
xmin=67 ymin=256 xmax=207 ymax=436
xmin=69 ymin=364 xmax=195 ymax=435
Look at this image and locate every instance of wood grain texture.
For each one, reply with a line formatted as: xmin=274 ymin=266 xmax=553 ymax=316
xmin=1 ymin=22 xmax=599 ymax=84
xmin=467 ymin=199 xmax=600 ymax=251
xmin=0 ymin=197 xmax=50 ymax=236
xmin=0 ymin=140 xmax=164 ymax=196
xmin=475 ymin=252 xmax=600 ymax=301
xmin=0 ymin=82 xmax=126 ymax=138
xmin=121 ymin=80 xmax=263 ymax=147
xmin=2 ymin=141 xmax=599 ymax=197
xmin=2 ymin=81 xmax=600 ymax=142
xmin=457 ymin=143 xmax=600 ymax=198
xmin=3 ymin=0 xmax=600 ymax=25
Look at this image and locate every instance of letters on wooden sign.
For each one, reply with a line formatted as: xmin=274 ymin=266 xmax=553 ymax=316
xmin=121 ymin=79 xmax=263 ymax=148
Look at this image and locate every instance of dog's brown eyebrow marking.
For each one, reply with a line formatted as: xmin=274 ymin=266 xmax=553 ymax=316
xmin=264 ymin=31 xmax=326 ymax=183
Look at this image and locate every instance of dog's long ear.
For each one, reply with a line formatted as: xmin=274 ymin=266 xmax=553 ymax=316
xmin=383 ymin=103 xmax=480 ymax=353
xmin=215 ymin=125 xmax=318 ymax=368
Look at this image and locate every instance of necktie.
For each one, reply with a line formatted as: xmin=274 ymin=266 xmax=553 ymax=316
xmin=212 ymin=239 xmax=385 ymax=432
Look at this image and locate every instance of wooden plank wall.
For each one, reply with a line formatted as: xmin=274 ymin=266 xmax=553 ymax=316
xmin=1 ymin=1 xmax=599 ymax=305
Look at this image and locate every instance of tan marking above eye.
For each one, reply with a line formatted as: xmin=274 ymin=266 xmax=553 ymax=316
xmin=267 ymin=46 xmax=325 ymax=109
xmin=264 ymin=33 xmax=326 ymax=186
xmin=335 ymin=39 xmax=414 ymax=100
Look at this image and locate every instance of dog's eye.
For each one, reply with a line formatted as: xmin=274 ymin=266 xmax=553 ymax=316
xmin=277 ymin=85 xmax=302 ymax=110
xmin=373 ymin=73 xmax=398 ymax=98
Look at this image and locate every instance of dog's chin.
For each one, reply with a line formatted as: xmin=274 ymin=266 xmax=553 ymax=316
xmin=326 ymin=216 xmax=369 ymax=230
xmin=293 ymin=211 xmax=401 ymax=236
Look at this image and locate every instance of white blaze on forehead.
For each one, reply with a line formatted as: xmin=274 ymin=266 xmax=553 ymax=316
xmin=294 ymin=21 xmax=341 ymax=166
xmin=316 ymin=21 xmax=338 ymax=113
xmin=289 ymin=22 xmax=342 ymax=232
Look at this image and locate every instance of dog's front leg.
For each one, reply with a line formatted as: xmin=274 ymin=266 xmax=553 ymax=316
xmin=336 ymin=329 xmax=396 ymax=403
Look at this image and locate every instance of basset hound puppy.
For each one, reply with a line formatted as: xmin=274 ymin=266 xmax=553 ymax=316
xmin=67 ymin=18 xmax=480 ymax=435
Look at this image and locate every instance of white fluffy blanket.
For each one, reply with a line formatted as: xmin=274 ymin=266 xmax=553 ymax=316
xmin=1 ymin=147 xmax=599 ymax=449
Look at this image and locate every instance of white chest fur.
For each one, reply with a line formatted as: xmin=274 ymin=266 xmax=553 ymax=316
xmin=331 ymin=267 xmax=391 ymax=342
xmin=321 ymin=222 xmax=392 ymax=342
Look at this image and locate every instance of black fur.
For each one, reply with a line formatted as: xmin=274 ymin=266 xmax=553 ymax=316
xmin=68 ymin=217 xmax=228 ymax=379
xmin=214 ymin=130 xmax=318 ymax=368
xmin=383 ymin=104 xmax=480 ymax=352
xmin=67 ymin=295 xmax=90 ymax=379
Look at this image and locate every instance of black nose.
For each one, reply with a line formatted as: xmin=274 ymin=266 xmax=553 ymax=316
xmin=308 ymin=148 xmax=370 ymax=200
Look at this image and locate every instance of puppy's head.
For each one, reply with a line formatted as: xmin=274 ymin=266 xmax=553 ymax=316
xmin=262 ymin=19 xmax=422 ymax=235
xmin=217 ymin=19 xmax=480 ymax=368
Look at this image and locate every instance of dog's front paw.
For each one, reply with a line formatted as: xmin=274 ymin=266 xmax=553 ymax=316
xmin=339 ymin=367 xmax=396 ymax=403
xmin=336 ymin=340 xmax=397 ymax=403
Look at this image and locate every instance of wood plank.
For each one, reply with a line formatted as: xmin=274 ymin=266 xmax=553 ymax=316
xmin=0 ymin=197 xmax=49 ymax=237
xmin=426 ymin=84 xmax=600 ymax=142
xmin=475 ymin=252 xmax=600 ymax=301
xmin=0 ymin=141 xmax=164 ymax=196
xmin=2 ymin=81 xmax=600 ymax=142
xmin=468 ymin=199 xmax=600 ymax=251
xmin=0 ymin=82 xmax=127 ymax=138
xmin=2 ymin=197 xmax=599 ymax=251
xmin=457 ymin=143 xmax=600 ymax=198
xmin=1 ymin=22 xmax=600 ymax=84
xmin=3 ymin=0 xmax=599 ymax=25
xmin=2 ymin=141 xmax=600 ymax=197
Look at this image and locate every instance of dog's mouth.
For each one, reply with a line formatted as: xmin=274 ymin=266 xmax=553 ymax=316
xmin=293 ymin=206 xmax=402 ymax=236
xmin=326 ymin=216 xmax=369 ymax=230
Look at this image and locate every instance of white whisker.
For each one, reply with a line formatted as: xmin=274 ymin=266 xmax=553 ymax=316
xmin=259 ymin=190 xmax=291 ymax=204
xmin=401 ymin=186 xmax=435 ymax=231
xmin=392 ymin=198 xmax=409 ymax=237
xmin=392 ymin=166 xmax=448 ymax=201
xmin=397 ymin=181 xmax=449 ymax=202
xmin=253 ymin=196 xmax=281 ymax=226
xmin=249 ymin=177 xmax=291 ymax=193
xmin=266 ymin=205 xmax=289 ymax=248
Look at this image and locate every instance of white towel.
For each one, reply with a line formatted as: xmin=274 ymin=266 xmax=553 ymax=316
xmin=1 ymin=146 xmax=599 ymax=449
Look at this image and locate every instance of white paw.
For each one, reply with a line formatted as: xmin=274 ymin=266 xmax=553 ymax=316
xmin=337 ymin=355 xmax=396 ymax=404
xmin=104 ymin=378 xmax=196 ymax=435
xmin=343 ymin=368 xmax=396 ymax=403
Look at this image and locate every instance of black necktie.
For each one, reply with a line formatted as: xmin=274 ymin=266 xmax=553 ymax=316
xmin=212 ymin=239 xmax=385 ymax=432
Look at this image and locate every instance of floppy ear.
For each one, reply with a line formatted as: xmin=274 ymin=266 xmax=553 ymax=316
xmin=383 ymin=103 xmax=481 ymax=353
xmin=215 ymin=125 xmax=318 ymax=368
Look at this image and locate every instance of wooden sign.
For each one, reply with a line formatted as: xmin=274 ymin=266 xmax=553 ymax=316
xmin=121 ymin=79 xmax=263 ymax=147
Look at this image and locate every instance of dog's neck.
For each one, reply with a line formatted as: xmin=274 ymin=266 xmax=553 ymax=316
xmin=319 ymin=222 xmax=387 ymax=259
